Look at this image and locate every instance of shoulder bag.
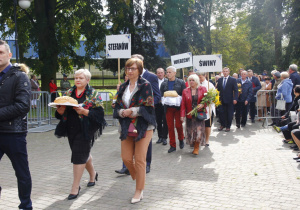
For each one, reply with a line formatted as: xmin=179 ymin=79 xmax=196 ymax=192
xmin=276 ymin=93 xmax=286 ymax=110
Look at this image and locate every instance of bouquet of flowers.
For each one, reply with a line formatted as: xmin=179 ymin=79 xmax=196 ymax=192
xmin=187 ymin=89 xmax=221 ymax=117
xmin=237 ymin=83 xmax=242 ymax=96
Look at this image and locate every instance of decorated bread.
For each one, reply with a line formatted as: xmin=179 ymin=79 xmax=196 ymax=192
xmin=54 ymin=96 xmax=78 ymax=105
xmin=163 ymin=90 xmax=179 ymax=97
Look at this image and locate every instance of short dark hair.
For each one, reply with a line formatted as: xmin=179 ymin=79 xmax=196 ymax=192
xmin=0 ymin=40 xmax=11 ymax=53
xmin=294 ymin=85 xmax=300 ymax=94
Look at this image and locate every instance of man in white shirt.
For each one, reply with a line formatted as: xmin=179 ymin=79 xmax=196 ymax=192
xmin=155 ymin=68 xmax=168 ymax=145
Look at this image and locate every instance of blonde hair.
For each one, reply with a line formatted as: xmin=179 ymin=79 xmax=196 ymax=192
xmin=75 ymin=69 xmax=91 ymax=80
xmin=281 ymin=72 xmax=289 ymax=79
xmin=187 ymin=74 xmax=200 ymax=88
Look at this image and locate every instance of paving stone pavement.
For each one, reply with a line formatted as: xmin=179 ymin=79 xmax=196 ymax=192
xmin=1 ymin=120 xmax=300 ymax=209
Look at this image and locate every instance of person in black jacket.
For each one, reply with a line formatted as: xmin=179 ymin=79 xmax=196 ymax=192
xmin=55 ymin=69 xmax=106 ymax=200
xmin=235 ymin=71 xmax=253 ymax=128
xmin=273 ymin=85 xmax=300 ymax=145
xmin=0 ymin=40 xmax=32 ymax=210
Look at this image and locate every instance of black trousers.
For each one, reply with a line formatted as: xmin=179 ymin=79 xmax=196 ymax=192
xmin=0 ymin=133 xmax=32 ymax=210
xmin=155 ymin=103 xmax=168 ymax=139
xmin=249 ymin=102 xmax=256 ymax=120
xmin=283 ymin=121 xmax=299 ymax=140
xmin=219 ymin=102 xmax=234 ymax=128
xmin=235 ymin=102 xmax=249 ymax=126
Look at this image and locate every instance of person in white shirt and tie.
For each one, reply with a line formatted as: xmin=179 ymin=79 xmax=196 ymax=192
xmin=216 ymin=67 xmax=238 ymax=132
xmin=155 ymin=68 xmax=168 ymax=145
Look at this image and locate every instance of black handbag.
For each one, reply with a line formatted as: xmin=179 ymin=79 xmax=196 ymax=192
xmin=196 ymin=111 xmax=207 ymax=121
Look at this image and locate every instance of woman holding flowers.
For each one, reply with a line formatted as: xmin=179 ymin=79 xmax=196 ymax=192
xmin=180 ymin=74 xmax=207 ymax=155
xmin=197 ymin=72 xmax=219 ymax=146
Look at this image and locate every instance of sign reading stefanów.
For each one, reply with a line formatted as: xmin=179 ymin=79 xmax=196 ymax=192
xmin=106 ymin=34 xmax=131 ymax=59
xmin=171 ymin=52 xmax=193 ymax=69
xmin=193 ymin=54 xmax=222 ymax=72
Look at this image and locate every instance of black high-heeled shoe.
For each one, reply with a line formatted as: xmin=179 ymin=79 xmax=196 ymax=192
xmin=67 ymin=186 xmax=80 ymax=200
xmin=87 ymin=172 xmax=98 ymax=187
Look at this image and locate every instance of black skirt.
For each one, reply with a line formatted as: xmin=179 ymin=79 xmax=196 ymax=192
xmin=66 ymin=91 xmax=93 ymax=164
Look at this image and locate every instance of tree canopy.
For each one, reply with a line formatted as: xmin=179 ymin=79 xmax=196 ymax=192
xmin=0 ymin=0 xmax=299 ymax=88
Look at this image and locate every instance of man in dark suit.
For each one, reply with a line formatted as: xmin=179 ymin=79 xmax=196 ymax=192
xmin=288 ymin=64 xmax=300 ymax=100
xmin=217 ymin=67 xmax=238 ymax=132
xmin=115 ymin=54 xmax=160 ymax=174
xmin=155 ymin=68 xmax=168 ymax=145
xmin=235 ymin=71 xmax=253 ymax=128
xmin=247 ymin=69 xmax=261 ymax=123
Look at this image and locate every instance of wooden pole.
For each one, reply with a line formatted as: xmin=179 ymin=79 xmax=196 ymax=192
xmin=182 ymin=68 xmax=185 ymax=80
xmin=118 ymin=58 xmax=121 ymax=84
xmin=208 ymin=78 xmax=212 ymax=126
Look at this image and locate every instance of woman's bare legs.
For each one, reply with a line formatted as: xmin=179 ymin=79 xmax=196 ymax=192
xmin=85 ymin=154 xmax=96 ymax=182
xmin=70 ymin=164 xmax=85 ymax=194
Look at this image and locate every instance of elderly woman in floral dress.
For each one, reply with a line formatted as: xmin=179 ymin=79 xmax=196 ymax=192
xmin=180 ymin=74 xmax=207 ymax=155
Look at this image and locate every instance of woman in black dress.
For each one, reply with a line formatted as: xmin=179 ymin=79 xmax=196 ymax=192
xmin=55 ymin=69 xmax=106 ymax=200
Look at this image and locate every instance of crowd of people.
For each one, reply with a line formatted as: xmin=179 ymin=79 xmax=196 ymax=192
xmin=1 ymin=36 xmax=300 ymax=209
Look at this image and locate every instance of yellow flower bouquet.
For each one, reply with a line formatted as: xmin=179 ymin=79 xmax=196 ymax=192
xmin=187 ymin=89 xmax=221 ymax=117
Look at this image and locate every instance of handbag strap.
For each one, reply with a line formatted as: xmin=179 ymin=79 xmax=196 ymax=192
xmin=281 ymin=93 xmax=284 ymax=100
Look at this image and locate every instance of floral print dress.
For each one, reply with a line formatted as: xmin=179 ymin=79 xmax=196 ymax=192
xmin=185 ymin=93 xmax=206 ymax=146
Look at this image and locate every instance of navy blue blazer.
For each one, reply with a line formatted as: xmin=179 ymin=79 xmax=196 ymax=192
xmin=143 ymin=69 xmax=160 ymax=105
xmin=217 ymin=76 xmax=238 ymax=104
xmin=236 ymin=79 xmax=253 ymax=102
xmin=247 ymin=76 xmax=261 ymax=102
xmin=290 ymin=71 xmax=300 ymax=98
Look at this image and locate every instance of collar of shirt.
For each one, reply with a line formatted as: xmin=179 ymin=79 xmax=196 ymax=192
xmin=1 ymin=63 xmax=12 ymax=74
xmin=241 ymin=79 xmax=247 ymax=84
xmin=223 ymin=76 xmax=229 ymax=80
xmin=0 ymin=63 xmax=12 ymax=80
xmin=141 ymin=68 xmax=146 ymax=77
xmin=200 ymin=79 xmax=208 ymax=86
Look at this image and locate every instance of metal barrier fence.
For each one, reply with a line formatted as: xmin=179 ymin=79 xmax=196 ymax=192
xmin=255 ymin=89 xmax=284 ymax=126
xmin=27 ymin=91 xmax=51 ymax=129
xmin=27 ymin=90 xmax=115 ymax=130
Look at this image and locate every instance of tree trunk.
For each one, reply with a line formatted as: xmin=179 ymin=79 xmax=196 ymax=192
xmin=273 ymin=0 xmax=283 ymax=69
xmin=203 ymin=0 xmax=212 ymax=54
xmin=35 ymin=0 xmax=58 ymax=91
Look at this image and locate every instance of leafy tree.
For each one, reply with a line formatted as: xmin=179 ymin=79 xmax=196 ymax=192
xmin=211 ymin=12 xmax=251 ymax=72
xmin=0 ymin=0 xmax=107 ymax=91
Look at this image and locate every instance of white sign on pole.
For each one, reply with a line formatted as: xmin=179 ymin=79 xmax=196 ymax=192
xmin=193 ymin=54 xmax=222 ymax=72
xmin=171 ymin=52 xmax=193 ymax=69
xmin=106 ymin=34 xmax=131 ymax=59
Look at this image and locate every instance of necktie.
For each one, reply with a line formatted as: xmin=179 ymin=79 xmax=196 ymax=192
xmin=223 ymin=77 xmax=227 ymax=89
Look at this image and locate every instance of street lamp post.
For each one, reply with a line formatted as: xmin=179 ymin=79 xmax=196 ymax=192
xmin=13 ymin=0 xmax=32 ymax=63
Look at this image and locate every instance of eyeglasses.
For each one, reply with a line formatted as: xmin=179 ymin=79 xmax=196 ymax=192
xmin=126 ymin=67 xmax=138 ymax=71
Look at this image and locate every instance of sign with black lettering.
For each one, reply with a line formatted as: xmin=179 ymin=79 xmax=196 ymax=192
xmin=171 ymin=52 xmax=193 ymax=69
xmin=193 ymin=54 xmax=222 ymax=72
xmin=106 ymin=34 xmax=131 ymax=59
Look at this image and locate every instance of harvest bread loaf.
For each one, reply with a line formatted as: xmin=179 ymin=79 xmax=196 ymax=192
xmin=54 ymin=96 xmax=78 ymax=105
xmin=163 ymin=90 xmax=179 ymax=97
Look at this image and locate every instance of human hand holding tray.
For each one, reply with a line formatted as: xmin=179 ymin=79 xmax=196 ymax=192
xmin=48 ymin=96 xmax=80 ymax=108
xmin=48 ymin=102 xmax=82 ymax=108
